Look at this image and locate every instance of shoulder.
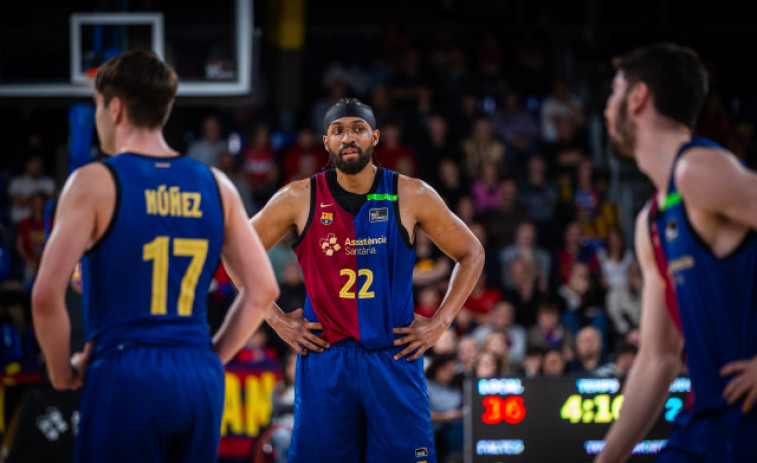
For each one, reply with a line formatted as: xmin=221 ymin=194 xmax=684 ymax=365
xmin=66 ymin=162 xmax=114 ymax=193
xmin=675 ymin=146 xmax=740 ymax=191
xmin=397 ymin=174 xmax=436 ymax=199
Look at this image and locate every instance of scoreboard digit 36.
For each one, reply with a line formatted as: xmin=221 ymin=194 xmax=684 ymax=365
xmin=465 ymin=376 xmax=690 ymax=462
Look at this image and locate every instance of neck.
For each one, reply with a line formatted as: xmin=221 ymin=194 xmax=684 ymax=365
xmin=335 ymin=163 xmax=377 ymax=194
xmin=116 ymin=125 xmax=177 ymax=158
xmin=634 ymin=118 xmax=692 ymax=194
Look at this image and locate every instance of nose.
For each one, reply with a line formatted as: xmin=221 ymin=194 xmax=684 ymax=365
xmin=341 ymin=128 xmax=357 ymax=143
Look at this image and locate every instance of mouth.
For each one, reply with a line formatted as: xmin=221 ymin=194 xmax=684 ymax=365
xmin=340 ymin=147 xmax=360 ymax=158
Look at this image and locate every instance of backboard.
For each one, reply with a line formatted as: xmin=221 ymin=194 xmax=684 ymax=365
xmin=0 ymin=0 xmax=253 ymax=98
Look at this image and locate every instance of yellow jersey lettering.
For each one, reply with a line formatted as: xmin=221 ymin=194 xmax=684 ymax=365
xmin=169 ymin=186 xmax=181 ymax=216
xmin=156 ymin=185 xmax=170 ymax=216
xmin=145 ymin=189 xmax=157 ymax=214
xmin=144 ymin=186 xmax=203 ymax=218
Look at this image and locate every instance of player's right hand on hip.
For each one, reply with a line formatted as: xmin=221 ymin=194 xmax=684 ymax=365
xmin=273 ymin=308 xmax=329 ymax=355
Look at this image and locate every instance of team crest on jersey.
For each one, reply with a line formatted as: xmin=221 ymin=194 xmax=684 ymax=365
xmin=321 ymin=212 xmax=334 ymax=225
xmin=320 ymin=233 xmax=341 ymax=256
xmin=369 ymin=207 xmax=389 ymax=223
xmin=665 ymin=219 xmax=679 ymax=242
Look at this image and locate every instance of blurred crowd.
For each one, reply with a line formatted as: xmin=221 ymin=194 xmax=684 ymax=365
xmin=1 ymin=21 xmax=754 ymax=463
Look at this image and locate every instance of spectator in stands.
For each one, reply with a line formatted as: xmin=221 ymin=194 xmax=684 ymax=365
xmin=499 ymin=221 xmax=551 ymax=291
xmin=462 ymin=117 xmax=506 ymax=179
xmin=558 ymin=261 xmax=608 ymax=338
xmin=243 ymin=123 xmax=278 ymax=208
xmin=555 ymin=221 xmax=600 ymax=286
xmin=472 ymin=300 xmax=527 ymax=367
xmin=281 ymin=127 xmax=328 ymax=184
xmin=432 ymin=158 xmax=469 ymax=210
xmin=528 ymin=301 xmax=574 ymax=358
xmin=416 ymin=285 xmax=442 ymax=319
xmin=606 ymin=260 xmax=642 ymax=340
xmin=457 ymin=335 xmax=480 ymax=376
xmin=275 ymin=260 xmax=306 ymax=314
xmin=540 ymin=78 xmax=585 ymax=144
xmin=217 ymin=150 xmax=255 ymax=214
xmin=481 ymin=178 xmax=528 ymax=249
xmin=542 ymin=348 xmax=567 ymax=377
xmin=491 ymin=89 xmax=539 ymax=168
xmin=519 ymin=154 xmax=559 ymax=243
xmin=374 ymin=120 xmax=417 ymax=176
xmin=417 ymin=114 xmax=458 ymax=182
xmin=270 ymin=350 xmax=297 ymax=463
xmin=426 ymin=353 xmax=464 ymax=463
xmin=481 ymin=331 xmax=511 ymax=375
xmin=187 ymin=115 xmax=226 ymax=167
xmin=471 ymin=163 xmax=504 ymax=213
xmin=502 ymin=255 xmax=546 ymax=327
xmin=413 ymin=230 xmax=452 ymax=289
xmin=597 ymin=227 xmax=634 ymax=290
xmin=430 ymin=328 xmax=459 ymax=359
xmin=567 ymin=326 xmax=608 ymax=375
xmin=15 ymin=192 xmax=46 ymax=288
xmin=520 ymin=345 xmax=546 ymax=377
xmin=474 ymin=350 xmax=504 ymax=379
xmin=459 ymin=272 xmax=502 ymax=329
xmin=7 ymin=155 xmax=55 ymax=224
xmin=596 ymin=343 xmax=638 ymax=378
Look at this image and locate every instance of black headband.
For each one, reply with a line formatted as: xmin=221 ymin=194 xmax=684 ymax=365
xmin=323 ymin=103 xmax=376 ymax=133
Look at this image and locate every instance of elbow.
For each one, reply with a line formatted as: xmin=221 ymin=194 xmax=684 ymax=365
xmin=31 ymin=281 xmax=56 ymax=318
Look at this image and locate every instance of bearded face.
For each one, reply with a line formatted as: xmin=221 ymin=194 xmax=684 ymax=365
xmin=323 ymin=117 xmax=377 ymax=175
xmin=327 ymin=142 xmax=374 ymax=175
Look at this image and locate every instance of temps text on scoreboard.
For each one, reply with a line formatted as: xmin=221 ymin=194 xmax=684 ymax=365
xmin=465 ymin=376 xmax=690 ymax=462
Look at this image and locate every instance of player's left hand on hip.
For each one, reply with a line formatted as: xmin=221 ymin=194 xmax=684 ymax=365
xmin=69 ymin=341 xmax=94 ymax=389
xmin=720 ymin=355 xmax=757 ymax=413
xmin=392 ymin=314 xmax=446 ymax=362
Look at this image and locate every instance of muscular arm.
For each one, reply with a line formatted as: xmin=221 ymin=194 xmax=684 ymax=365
xmin=244 ymin=179 xmax=328 ymax=355
xmin=32 ymin=164 xmax=111 ymax=390
xmin=393 ymin=177 xmax=485 ymax=361
xmin=596 ymin=207 xmax=684 ymax=463
xmin=211 ymin=169 xmax=279 ymax=364
xmin=676 ymin=147 xmax=757 ymax=230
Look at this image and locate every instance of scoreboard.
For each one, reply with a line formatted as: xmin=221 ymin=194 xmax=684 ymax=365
xmin=465 ymin=376 xmax=690 ymax=462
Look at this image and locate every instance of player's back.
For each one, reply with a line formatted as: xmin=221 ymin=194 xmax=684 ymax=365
xmin=80 ymin=153 xmax=224 ymax=350
xmin=652 ymin=138 xmax=757 ymax=413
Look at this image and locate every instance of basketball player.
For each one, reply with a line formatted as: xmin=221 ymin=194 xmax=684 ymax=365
xmin=32 ymin=50 xmax=279 ymax=463
xmin=246 ymin=98 xmax=484 ymax=462
xmin=596 ymin=44 xmax=757 ymax=462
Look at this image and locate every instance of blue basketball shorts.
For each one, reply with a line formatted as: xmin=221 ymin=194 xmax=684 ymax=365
xmin=288 ymin=339 xmax=436 ymax=463
xmin=658 ymin=406 xmax=757 ymax=463
xmin=75 ymin=344 xmax=225 ymax=463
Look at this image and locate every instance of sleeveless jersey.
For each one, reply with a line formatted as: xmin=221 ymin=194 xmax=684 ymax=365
xmin=293 ymin=168 xmax=416 ymax=349
xmin=80 ymin=153 xmax=224 ymax=349
xmin=650 ymin=138 xmax=757 ymax=413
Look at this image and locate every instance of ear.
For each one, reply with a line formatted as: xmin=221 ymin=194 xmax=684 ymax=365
xmin=372 ymin=129 xmax=380 ymax=147
xmin=626 ymin=81 xmax=651 ymax=116
xmin=109 ymin=96 xmax=124 ymax=124
xmin=322 ymin=134 xmax=329 ymax=152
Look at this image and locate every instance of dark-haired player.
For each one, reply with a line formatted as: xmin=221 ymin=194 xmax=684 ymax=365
xmin=597 ymin=43 xmax=757 ymax=462
xmin=248 ymin=98 xmax=484 ymax=462
xmin=32 ymin=50 xmax=279 ymax=463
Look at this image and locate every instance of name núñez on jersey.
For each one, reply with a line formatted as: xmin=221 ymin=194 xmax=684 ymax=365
xmin=145 ymin=185 xmax=203 ymax=218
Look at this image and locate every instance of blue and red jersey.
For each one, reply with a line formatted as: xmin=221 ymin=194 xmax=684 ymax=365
xmin=650 ymin=138 xmax=757 ymax=414
xmin=293 ymin=167 xmax=416 ymax=349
